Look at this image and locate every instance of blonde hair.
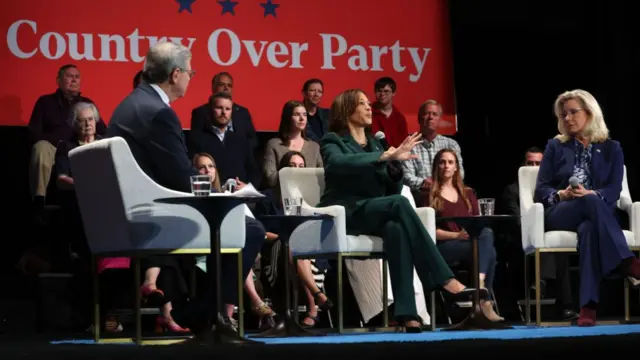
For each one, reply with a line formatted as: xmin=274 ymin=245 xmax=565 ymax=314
xmin=554 ymin=89 xmax=609 ymax=143
xmin=418 ymin=99 xmax=443 ymax=118
xmin=192 ymin=153 xmax=221 ymax=192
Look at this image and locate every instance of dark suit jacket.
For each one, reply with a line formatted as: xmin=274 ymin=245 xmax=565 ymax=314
xmin=305 ymin=107 xmax=330 ymax=143
xmin=535 ymin=137 xmax=624 ymax=209
xmin=186 ymin=126 xmax=261 ymax=187
xmin=190 ymin=102 xmax=257 ymax=151
xmin=106 ymin=83 xmax=197 ymax=192
xmin=317 ymin=132 xmax=403 ymax=220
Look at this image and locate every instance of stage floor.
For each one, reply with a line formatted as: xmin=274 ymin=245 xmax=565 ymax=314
xmin=2 ymin=324 xmax=640 ymax=359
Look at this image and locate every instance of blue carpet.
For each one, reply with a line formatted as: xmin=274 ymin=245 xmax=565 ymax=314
xmin=50 ymin=324 xmax=640 ymax=345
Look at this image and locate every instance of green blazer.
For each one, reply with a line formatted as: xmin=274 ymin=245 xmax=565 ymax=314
xmin=317 ymin=132 xmax=403 ymax=227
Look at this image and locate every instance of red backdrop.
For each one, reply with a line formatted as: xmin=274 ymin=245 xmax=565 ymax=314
xmin=0 ymin=0 xmax=457 ymax=133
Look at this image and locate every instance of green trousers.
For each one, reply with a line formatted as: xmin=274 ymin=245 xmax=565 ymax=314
xmin=348 ymin=194 xmax=454 ymax=320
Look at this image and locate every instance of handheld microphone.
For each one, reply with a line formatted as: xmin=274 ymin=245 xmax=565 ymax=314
xmin=374 ymin=131 xmax=390 ymax=150
xmin=224 ymin=178 xmax=237 ymax=193
xmin=569 ymin=176 xmax=580 ymax=190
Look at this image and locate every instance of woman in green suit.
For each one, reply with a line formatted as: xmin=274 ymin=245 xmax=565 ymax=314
xmin=318 ymin=89 xmax=483 ymax=332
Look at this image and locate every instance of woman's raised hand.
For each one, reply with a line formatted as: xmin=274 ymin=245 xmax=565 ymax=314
xmin=380 ymin=133 xmax=423 ymax=162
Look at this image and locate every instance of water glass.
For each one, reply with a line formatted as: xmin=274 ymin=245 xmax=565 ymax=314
xmin=190 ymin=175 xmax=211 ymax=197
xmin=478 ymin=198 xmax=495 ymax=216
xmin=283 ymin=197 xmax=303 ymax=215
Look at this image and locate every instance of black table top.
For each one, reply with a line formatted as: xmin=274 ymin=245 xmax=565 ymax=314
xmin=155 ymin=194 xmax=263 ymax=204
xmin=258 ymin=214 xmax=333 ymax=221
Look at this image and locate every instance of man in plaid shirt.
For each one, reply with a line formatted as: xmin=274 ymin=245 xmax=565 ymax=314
xmin=402 ymin=100 xmax=464 ymax=204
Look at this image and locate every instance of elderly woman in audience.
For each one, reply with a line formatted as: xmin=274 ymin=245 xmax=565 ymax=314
xmin=259 ymin=150 xmax=332 ymax=328
xmin=317 ymin=89 xmax=483 ymax=332
xmin=535 ymin=89 xmax=640 ymax=326
xmin=55 ymin=102 xmax=130 ymax=332
xmin=428 ymin=148 xmax=502 ymax=322
xmin=263 ymin=100 xmax=323 ymax=191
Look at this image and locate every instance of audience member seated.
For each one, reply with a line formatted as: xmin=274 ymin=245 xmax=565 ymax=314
xmin=28 ymin=64 xmax=106 ymax=223
xmin=318 ymin=88 xmax=484 ymax=333
xmin=402 ymin=100 xmax=463 ymax=206
xmin=259 ymin=150 xmax=332 ymax=328
xmin=193 ymin=152 xmax=275 ymax=328
xmin=55 ymin=102 xmax=104 ymax=263
xmin=263 ymin=100 xmax=323 ymax=191
xmin=427 ymin=148 xmax=502 ymax=322
xmin=501 ymin=147 xmax=576 ymax=320
xmin=535 ymin=89 xmax=640 ymax=326
xmin=187 ymin=91 xmax=261 ymax=189
xmin=370 ymin=77 xmax=408 ymax=148
xmin=190 ymin=72 xmax=257 ymax=151
xmin=301 ymin=79 xmax=330 ymax=143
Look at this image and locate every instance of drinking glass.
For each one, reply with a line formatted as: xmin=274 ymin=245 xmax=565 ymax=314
xmin=190 ymin=175 xmax=211 ymax=197
xmin=478 ymin=198 xmax=495 ymax=216
xmin=283 ymin=197 xmax=303 ymax=215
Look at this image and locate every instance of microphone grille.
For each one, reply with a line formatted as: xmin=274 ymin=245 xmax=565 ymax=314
xmin=569 ymin=176 xmax=580 ymax=186
xmin=374 ymin=131 xmax=385 ymax=140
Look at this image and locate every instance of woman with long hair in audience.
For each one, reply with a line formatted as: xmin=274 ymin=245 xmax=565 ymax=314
xmin=192 ymin=152 xmax=276 ymax=327
xmin=535 ymin=89 xmax=640 ymax=326
xmin=428 ymin=148 xmax=503 ymax=322
xmin=263 ymin=100 xmax=323 ymax=190
xmin=316 ymin=89 xmax=484 ymax=332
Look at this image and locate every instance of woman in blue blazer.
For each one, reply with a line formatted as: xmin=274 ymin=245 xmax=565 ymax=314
xmin=535 ymin=89 xmax=640 ymax=326
xmin=318 ymin=89 xmax=483 ymax=332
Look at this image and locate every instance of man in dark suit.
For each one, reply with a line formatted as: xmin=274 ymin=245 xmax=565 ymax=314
xmin=301 ymin=78 xmax=330 ymax=143
xmin=502 ymin=147 xmax=576 ymax=320
xmin=106 ymin=43 xmax=264 ymax=337
xmin=187 ymin=92 xmax=262 ymax=188
xmin=190 ymin=72 xmax=257 ymax=151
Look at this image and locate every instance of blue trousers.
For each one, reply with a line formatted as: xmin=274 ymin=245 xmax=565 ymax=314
xmin=544 ymin=194 xmax=633 ymax=307
xmin=437 ymin=227 xmax=497 ymax=296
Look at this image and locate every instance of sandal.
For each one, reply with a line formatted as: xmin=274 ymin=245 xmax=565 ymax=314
xmin=301 ymin=314 xmax=320 ymax=328
xmin=313 ymin=290 xmax=334 ymax=311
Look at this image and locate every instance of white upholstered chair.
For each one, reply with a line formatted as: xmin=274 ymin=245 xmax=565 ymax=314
xmin=278 ymin=167 xmax=437 ymax=332
xmin=69 ymin=137 xmax=246 ymax=344
xmin=518 ymin=165 xmax=640 ymax=326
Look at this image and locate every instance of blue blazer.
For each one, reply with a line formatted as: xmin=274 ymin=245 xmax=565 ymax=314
xmin=534 ymin=137 xmax=624 ymax=208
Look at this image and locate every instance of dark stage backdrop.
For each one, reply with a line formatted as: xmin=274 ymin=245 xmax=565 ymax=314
xmin=1 ymin=0 xmax=639 ymax=273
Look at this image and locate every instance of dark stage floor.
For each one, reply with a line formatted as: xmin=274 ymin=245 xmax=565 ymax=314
xmin=2 ymin=325 xmax=640 ymax=359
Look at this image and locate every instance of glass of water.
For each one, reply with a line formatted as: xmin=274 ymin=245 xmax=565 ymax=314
xmin=478 ymin=198 xmax=495 ymax=216
xmin=190 ymin=175 xmax=211 ymax=197
xmin=283 ymin=197 xmax=303 ymax=215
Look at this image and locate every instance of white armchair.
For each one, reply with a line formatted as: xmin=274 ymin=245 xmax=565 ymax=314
xmin=278 ymin=167 xmax=437 ymax=332
xmin=69 ymin=137 xmax=247 ymax=344
xmin=518 ymin=165 xmax=640 ymax=326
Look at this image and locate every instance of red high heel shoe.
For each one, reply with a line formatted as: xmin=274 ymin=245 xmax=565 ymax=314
xmin=155 ymin=316 xmax=191 ymax=333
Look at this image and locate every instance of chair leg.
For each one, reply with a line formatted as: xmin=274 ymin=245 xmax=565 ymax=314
xmin=430 ymin=291 xmax=437 ymax=331
xmin=524 ymin=253 xmax=530 ymax=325
xmin=624 ymin=277 xmax=630 ymax=322
xmin=237 ymin=250 xmax=244 ymax=337
xmin=134 ymin=257 xmax=142 ymax=345
xmin=92 ymin=256 xmax=100 ymax=343
xmin=337 ymin=254 xmax=344 ymax=334
xmin=382 ymin=259 xmax=389 ymax=328
xmin=490 ymin=288 xmax=500 ymax=315
xmin=438 ymin=291 xmax=452 ymax=325
xmin=535 ymin=250 xmax=542 ymax=326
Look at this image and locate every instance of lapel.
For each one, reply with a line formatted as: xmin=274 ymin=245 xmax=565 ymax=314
xmin=590 ymin=142 xmax=602 ymax=186
xmin=561 ymin=140 xmax=575 ymax=174
xmin=343 ymin=133 xmax=365 ymax=154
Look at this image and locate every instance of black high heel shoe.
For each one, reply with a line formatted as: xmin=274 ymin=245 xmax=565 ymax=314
xmin=445 ymin=287 xmax=489 ymax=302
xmin=313 ymin=290 xmax=334 ymax=311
